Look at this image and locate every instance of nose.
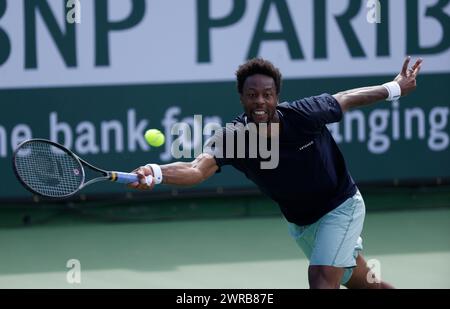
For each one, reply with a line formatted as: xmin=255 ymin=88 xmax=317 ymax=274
xmin=254 ymin=94 xmax=265 ymax=106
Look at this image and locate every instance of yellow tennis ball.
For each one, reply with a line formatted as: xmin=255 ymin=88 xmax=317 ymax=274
xmin=145 ymin=129 xmax=165 ymax=147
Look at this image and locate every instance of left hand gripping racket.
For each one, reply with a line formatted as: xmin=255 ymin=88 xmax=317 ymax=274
xmin=12 ymin=139 xmax=152 ymax=199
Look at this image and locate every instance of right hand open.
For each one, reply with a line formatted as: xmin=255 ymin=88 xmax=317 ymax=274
xmin=127 ymin=165 xmax=155 ymax=190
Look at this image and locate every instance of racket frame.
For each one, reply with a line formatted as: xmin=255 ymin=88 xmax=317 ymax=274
xmin=12 ymin=139 xmax=116 ymax=199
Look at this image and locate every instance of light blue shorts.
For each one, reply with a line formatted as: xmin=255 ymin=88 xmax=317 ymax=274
xmin=287 ymin=190 xmax=365 ymax=284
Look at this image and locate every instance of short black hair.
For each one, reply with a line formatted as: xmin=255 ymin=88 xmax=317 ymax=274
xmin=236 ymin=58 xmax=282 ymax=95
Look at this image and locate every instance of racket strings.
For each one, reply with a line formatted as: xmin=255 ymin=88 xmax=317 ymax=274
xmin=14 ymin=141 xmax=83 ymax=197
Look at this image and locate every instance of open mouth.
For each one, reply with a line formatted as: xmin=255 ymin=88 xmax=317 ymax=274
xmin=252 ymin=110 xmax=268 ymax=118
xmin=251 ymin=110 xmax=269 ymax=122
xmin=253 ymin=110 xmax=267 ymax=116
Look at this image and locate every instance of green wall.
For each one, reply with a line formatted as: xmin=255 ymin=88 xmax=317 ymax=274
xmin=1 ymin=73 xmax=449 ymax=199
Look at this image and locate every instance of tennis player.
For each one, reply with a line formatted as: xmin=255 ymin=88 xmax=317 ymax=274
xmin=130 ymin=57 xmax=422 ymax=289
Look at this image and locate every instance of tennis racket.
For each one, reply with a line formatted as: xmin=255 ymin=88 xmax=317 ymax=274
xmin=12 ymin=139 xmax=152 ymax=199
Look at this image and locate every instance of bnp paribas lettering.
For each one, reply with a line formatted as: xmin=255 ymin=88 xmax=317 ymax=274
xmin=197 ymin=0 xmax=450 ymax=62
xmin=0 ymin=0 xmax=448 ymax=68
xmin=0 ymin=0 xmax=146 ymax=68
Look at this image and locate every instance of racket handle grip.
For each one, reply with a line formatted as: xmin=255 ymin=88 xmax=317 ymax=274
xmin=112 ymin=172 xmax=153 ymax=185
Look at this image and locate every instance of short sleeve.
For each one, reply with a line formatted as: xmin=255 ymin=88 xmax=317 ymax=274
xmin=288 ymin=94 xmax=343 ymax=132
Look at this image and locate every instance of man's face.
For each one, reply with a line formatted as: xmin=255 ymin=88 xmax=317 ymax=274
xmin=240 ymin=74 xmax=279 ymax=124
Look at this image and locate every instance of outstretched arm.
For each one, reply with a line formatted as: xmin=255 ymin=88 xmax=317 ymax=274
xmin=128 ymin=153 xmax=219 ymax=190
xmin=333 ymin=57 xmax=423 ymax=112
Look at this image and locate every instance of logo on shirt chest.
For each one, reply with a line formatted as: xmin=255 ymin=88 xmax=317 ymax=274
xmin=299 ymin=141 xmax=314 ymax=151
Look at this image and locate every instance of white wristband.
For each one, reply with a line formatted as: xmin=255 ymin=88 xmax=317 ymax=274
xmin=146 ymin=164 xmax=163 ymax=184
xmin=382 ymin=81 xmax=402 ymax=101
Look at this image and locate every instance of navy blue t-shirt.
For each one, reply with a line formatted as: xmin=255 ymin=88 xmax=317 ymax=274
xmin=206 ymin=94 xmax=357 ymax=226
